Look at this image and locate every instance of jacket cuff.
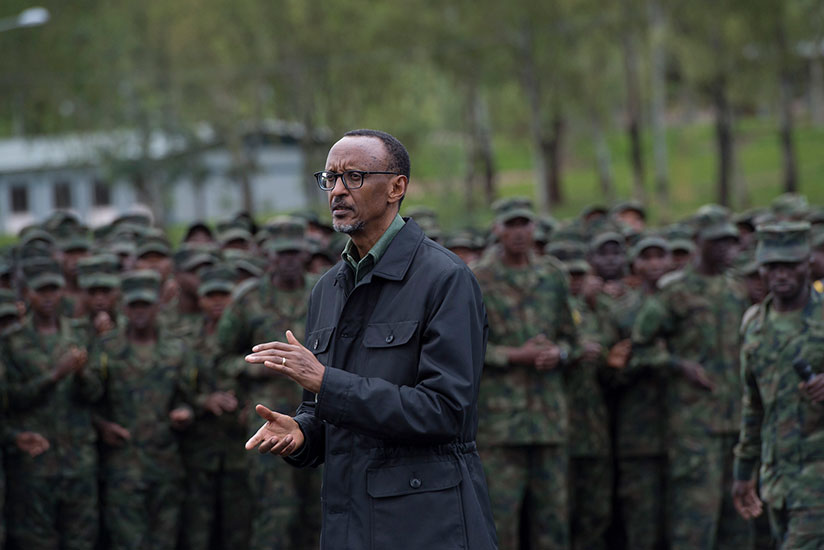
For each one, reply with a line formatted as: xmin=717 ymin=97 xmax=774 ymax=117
xmin=733 ymin=457 xmax=757 ymax=482
xmin=284 ymin=416 xmax=312 ymax=467
xmin=315 ymin=366 xmax=354 ymax=426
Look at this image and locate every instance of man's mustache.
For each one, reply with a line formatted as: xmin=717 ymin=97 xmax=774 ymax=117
xmin=330 ymin=199 xmax=354 ymax=211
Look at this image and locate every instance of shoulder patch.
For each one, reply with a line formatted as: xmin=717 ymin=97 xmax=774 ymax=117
xmin=657 ymin=269 xmax=685 ymax=290
xmin=814 ymin=279 xmax=824 ymax=295
xmin=231 ymin=278 xmax=260 ymax=301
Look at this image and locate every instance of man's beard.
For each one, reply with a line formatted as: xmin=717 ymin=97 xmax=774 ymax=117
xmin=333 ymin=220 xmax=365 ymax=234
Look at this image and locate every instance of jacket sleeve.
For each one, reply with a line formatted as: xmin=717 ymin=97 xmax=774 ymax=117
xmin=284 ymin=395 xmax=326 ymax=469
xmin=733 ymin=343 xmax=763 ymax=481
xmin=314 ymin=265 xmax=485 ymax=443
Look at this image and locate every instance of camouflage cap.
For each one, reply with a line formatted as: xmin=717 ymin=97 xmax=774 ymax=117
xmin=183 ymin=220 xmax=214 ymax=241
xmin=136 ymin=233 xmax=172 ymax=258
xmin=610 ymin=200 xmax=646 ymax=219
xmin=22 ymin=257 xmax=65 ymax=290
xmin=808 ymin=208 xmax=824 ymax=227
xmin=120 ymin=270 xmax=162 ymax=304
xmin=107 ymin=240 xmax=136 ymax=258
xmin=694 ymin=204 xmax=739 ymax=241
xmin=546 ymin=240 xmax=590 ymax=273
xmin=445 ymin=230 xmax=478 ymax=251
xmin=664 ymin=223 xmax=696 ymax=253
xmin=43 ymin=210 xmax=82 ymax=235
xmin=755 ymin=221 xmax=811 ymax=265
xmin=173 ymin=244 xmax=220 ymax=273
xmin=629 ymin=235 xmax=670 ymax=262
xmin=580 ymin=204 xmax=609 ymax=220
xmin=20 ymin=229 xmax=56 ymax=249
xmin=77 ymin=254 xmax=121 ymax=289
xmin=809 ymin=224 xmax=824 ymax=250
xmin=263 ymin=216 xmax=307 ymax=253
xmin=113 ymin=210 xmax=153 ymax=228
xmin=197 ymin=265 xmax=236 ymax=296
xmin=416 ymin=217 xmax=443 ymax=241
xmin=589 ymin=231 xmax=625 ymax=253
xmin=771 ymin=193 xmax=809 ymax=221
xmin=57 ymin=233 xmax=92 ymax=253
xmin=218 ymin=227 xmax=253 ymax=247
xmin=493 ymin=197 xmax=535 ymax=224
xmin=734 ymin=250 xmax=760 ymax=276
xmin=551 ymin=223 xmax=588 ymax=244
xmin=405 ymin=206 xmax=438 ymax=225
xmin=222 ymin=248 xmax=265 ymax=277
xmin=0 ymin=288 xmax=19 ymax=318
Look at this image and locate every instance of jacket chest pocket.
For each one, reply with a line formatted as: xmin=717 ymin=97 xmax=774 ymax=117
xmin=367 ymin=460 xmax=466 ymax=550
xmin=307 ymin=326 xmax=335 ymax=366
xmin=361 ymin=321 xmax=419 ymax=380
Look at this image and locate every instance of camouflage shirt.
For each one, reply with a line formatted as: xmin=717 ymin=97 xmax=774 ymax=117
xmin=733 ymin=291 xmax=824 ymax=509
xmin=216 ymin=275 xmax=314 ymax=428
xmin=473 ymin=253 xmax=578 ymax=445
xmin=632 ymin=267 xmax=749 ymax=436
xmin=92 ymin=327 xmax=193 ymax=481
xmin=2 ymin=316 xmax=101 ymax=477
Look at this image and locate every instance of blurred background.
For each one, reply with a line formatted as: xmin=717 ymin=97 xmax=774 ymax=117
xmin=1 ymin=0 xmax=823 ymax=238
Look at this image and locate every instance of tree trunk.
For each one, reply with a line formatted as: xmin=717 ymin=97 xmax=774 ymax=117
xmin=622 ymin=10 xmax=646 ymax=202
xmin=546 ymin=109 xmax=564 ymax=205
xmin=517 ymin=26 xmax=552 ymax=213
xmin=591 ymin=114 xmax=615 ymax=204
xmin=776 ymin=22 xmax=798 ymax=193
xmin=464 ymin=86 xmax=497 ymax=212
xmin=648 ymin=0 xmax=669 ymax=214
xmin=713 ymin=75 xmax=734 ymax=207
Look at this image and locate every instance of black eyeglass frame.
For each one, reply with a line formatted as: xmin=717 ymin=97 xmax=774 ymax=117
xmin=313 ymin=170 xmax=402 ymax=191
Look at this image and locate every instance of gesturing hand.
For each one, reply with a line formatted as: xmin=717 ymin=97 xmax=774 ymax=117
xmin=245 ymin=330 xmax=326 ymax=394
xmin=245 ymin=404 xmax=304 ymax=456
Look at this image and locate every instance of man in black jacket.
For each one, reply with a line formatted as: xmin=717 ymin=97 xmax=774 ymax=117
xmin=245 ymin=129 xmax=498 ymax=550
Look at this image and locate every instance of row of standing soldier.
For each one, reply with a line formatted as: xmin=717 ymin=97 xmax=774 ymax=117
xmin=1 ymin=192 xmax=823 ymax=550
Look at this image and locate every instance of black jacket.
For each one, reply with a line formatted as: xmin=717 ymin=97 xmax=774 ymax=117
xmin=287 ymin=219 xmax=498 ymax=550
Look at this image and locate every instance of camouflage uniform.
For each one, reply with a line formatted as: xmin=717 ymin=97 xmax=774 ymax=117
xmin=567 ymin=294 xmax=615 ymax=550
xmin=473 ymin=201 xmax=577 ymax=550
xmin=178 ymin=267 xmax=251 ymax=550
xmin=0 ymin=289 xmax=18 ymax=550
xmin=92 ymin=271 xmax=194 ymax=550
xmin=2 ymin=260 xmax=100 ymax=550
xmin=734 ymin=223 xmax=824 ymax=549
xmin=633 ymin=227 xmax=752 ymax=550
xmin=216 ymin=259 xmax=319 ymax=550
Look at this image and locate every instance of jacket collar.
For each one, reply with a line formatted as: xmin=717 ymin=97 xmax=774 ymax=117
xmin=333 ymin=217 xmax=425 ymax=286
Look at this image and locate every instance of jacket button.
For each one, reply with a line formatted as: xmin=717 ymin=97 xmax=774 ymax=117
xmin=385 ymin=334 xmax=394 ymax=344
xmin=313 ymin=340 xmax=319 ymax=350
xmin=409 ymin=477 xmax=421 ymax=489
xmin=342 ymin=332 xmax=350 ymax=338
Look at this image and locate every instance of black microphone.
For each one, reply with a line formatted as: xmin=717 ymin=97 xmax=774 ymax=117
xmin=792 ymin=358 xmax=815 ymax=383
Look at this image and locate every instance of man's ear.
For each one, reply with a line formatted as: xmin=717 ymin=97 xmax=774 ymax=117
xmin=387 ymin=175 xmax=408 ymax=206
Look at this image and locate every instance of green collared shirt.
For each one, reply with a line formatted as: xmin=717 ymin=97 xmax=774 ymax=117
xmin=342 ymin=214 xmax=405 ymax=283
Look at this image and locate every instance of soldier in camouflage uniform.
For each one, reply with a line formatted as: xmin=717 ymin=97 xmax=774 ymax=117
xmin=732 ymin=222 xmax=824 ymax=549
xmin=216 ymin=218 xmax=319 ymax=550
xmin=178 ymin=265 xmax=251 ymax=550
xmin=632 ymin=206 xmax=752 ymax=550
xmin=3 ymin=259 xmax=101 ymax=550
xmin=74 ymin=254 xmax=122 ymax=347
xmin=549 ymin=240 xmax=617 ymax=550
xmin=612 ymin=235 xmax=673 ymax=550
xmin=92 ymin=270 xmax=195 ymax=550
xmin=473 ymin=198 xmax=578 ymax=550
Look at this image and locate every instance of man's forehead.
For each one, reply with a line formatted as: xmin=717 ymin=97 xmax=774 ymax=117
xmin=327 ymin=136 xmax=387 ymax=165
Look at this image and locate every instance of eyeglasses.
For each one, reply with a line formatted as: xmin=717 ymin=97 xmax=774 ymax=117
xmin=314 ymin=170 xmax=401 ymax=191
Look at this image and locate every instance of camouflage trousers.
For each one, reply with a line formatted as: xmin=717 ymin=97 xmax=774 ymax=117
xmin=179 ymin=466 xmax=252 ymax=550
xmin=569 ymin=456 xmax=611 ymax=550
xmin=668 ymin=432 xmax=752 ymax=550
xmin=248 ymin=452 xmax=321 ymax=550
xmin=480 ymin=444 xmax=569 ymax=550
xmin=769 ymin=506 xmax=824 ymax=550
xmin=101 ymin=476 xmax=183 ymax=550
xmin=616 ymin=455 xmax=667 ymax=550
xmin=6 ymin=472 xmax=98 ymax=550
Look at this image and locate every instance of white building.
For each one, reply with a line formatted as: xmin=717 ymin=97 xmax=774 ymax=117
xmin=0 ymin=122 xmax=324 ymax=234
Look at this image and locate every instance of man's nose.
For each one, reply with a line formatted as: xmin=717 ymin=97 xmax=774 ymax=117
xmin=329 ymin=177 xmax=349 ymax=199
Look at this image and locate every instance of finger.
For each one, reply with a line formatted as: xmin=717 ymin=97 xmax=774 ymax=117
xmin=245 ymin=351 xmax=281 ymax=363
xmin=251 ymin=341 xmax=297 ymax=353
xmin=285 ymin=330 xmax=304 ymax=348
xmin=268 ymin=434 xmax=294 ymax=455
xmin=254 ymin=404 xmax=279 ymax=423
xmin=259 ymin=436 xmax=280 ymax=454
xmin=245 ymin=423 xmax=269 ymax=450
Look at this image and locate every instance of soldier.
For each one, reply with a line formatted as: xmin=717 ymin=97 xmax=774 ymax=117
xmin=178 ymin=265 xmax=251 ymax=550
xmin=550 ymin=240 xmax=617 ymax=550
xmin=611 ymin=200 xmax=647 ymax=233
xmin=632 ymin=206 xmax=751 ymax=550
xmin=92 ymin=270 xmax=194 ymax=550
xmin=56 ymin=233 xmax=92 ymax=318
xmin=732 ymin=222 xmax=824 ymax=548
xmin=161 ymin=246 xmax=218 ymax=332
xmin=74 ymin=254 xmax=122 ymax=346
xmin=611 ymin=235 xmax=673 ymax=550
xmin=3 ymin=259 xmax=100 ymax=550
xmin=473 ymin=198 xmax=577 ymax=550
xmin=216 ymin=219 xmax=318 ymax=550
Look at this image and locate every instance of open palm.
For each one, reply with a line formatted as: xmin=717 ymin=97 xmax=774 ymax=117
xmin=245 ymin=404 xmax=304 ymax=456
